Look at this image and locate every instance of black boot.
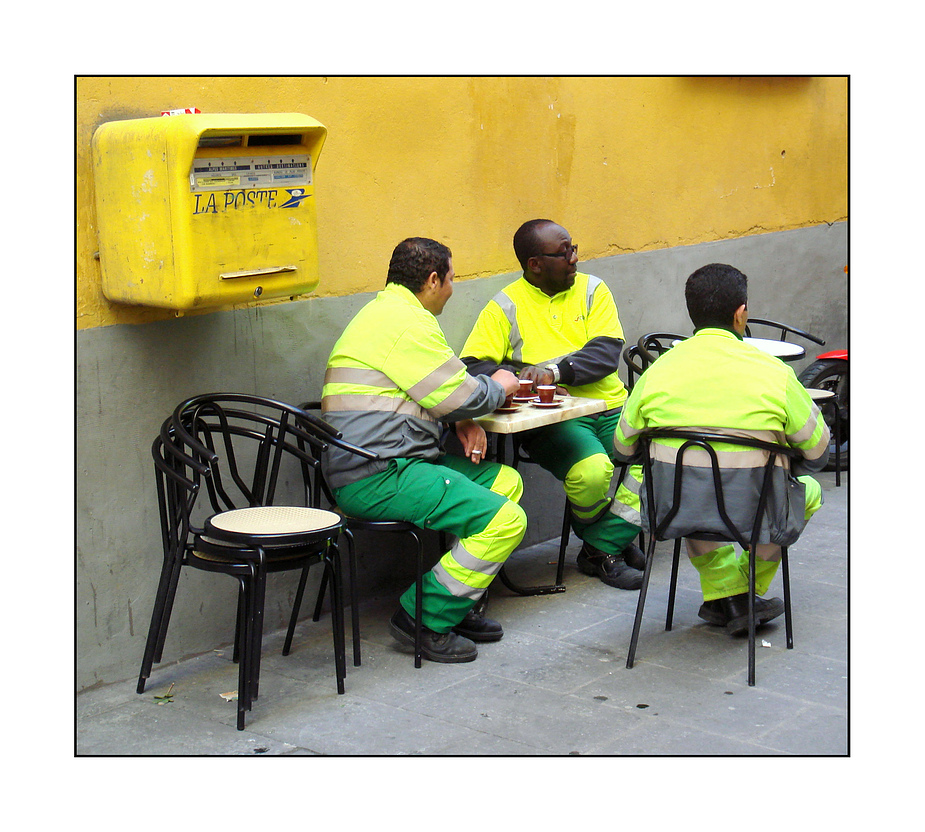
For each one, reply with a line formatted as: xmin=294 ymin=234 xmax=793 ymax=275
xmin=389 ymin=607 xmax=478 ymax=663
xmin=698 ymin=593 xmax=785 ymax=635
xmin=621 ymin=541 xmax=647 ymax=571
xmin=576 ymin=542 xmax=643 ymax=590
xmin=452 ymin=608 xmax=504 ymax=642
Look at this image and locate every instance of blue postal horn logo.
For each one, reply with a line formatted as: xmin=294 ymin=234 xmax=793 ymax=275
xmin=279 ymin=188 xmax=311 ymax=208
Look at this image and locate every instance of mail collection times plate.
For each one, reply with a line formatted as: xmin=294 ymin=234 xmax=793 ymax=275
xmin=190 ymin=155 xmax=312 ymax=191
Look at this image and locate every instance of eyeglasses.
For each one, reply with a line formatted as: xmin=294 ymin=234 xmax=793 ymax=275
xmin=539 ymin=244 xmax=578 ymax=259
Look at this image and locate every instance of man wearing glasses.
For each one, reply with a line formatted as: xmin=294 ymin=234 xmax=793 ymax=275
xmin=461 ymin=219 xmax=645 ymax=590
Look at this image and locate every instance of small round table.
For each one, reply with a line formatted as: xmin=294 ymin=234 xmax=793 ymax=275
xmin=744 ymin=337 xmax=806 ymax=363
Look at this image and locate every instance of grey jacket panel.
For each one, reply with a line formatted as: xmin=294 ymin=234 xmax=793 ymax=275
xmin=642 ymin=458 xmax=811 ymax=547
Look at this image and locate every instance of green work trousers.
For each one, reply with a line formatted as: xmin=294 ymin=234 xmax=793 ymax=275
xmin=518 ymin=409 xmax=642 ymax=556
xmin=333 ymin=455 xmax=527 ymax=632
xmin=689 ymin=474 xmax=825 ymax=599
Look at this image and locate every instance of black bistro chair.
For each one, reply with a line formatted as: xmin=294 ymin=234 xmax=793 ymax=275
xmin=626 ymin=428 xmax=803 ymax=687
xmin=299 ymin=402 xmax=429 ymax=669
xmin=744 ymin=317 xmax=826 ymax=349
xmin=636 ymin=332 xmax=689 ymax=366
xmin=622 ymin=343 xmax=649 ymax=391
xmin=137 ymin=394 xmax=349 ymax=730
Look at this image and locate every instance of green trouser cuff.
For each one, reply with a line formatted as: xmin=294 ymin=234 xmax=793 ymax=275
xmin=400 ymin=572 xmax=475 ymax=633
xmin=689 ymin=545 xmax=749 ymax=601
xmin=575 ymin=513 xmax=639 ymax=556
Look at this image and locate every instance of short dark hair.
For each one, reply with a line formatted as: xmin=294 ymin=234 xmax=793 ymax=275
xmin=685 ymin=263 xmax=749 ymax=329
xmin=513 ymin=219 xmax=556 ymax=270
xmin=386 ymin=237 xmax=452 ymax=293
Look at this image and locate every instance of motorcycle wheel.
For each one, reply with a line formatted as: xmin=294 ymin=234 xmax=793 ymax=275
xmin=797 ymin=359 xmax=848 ymax=471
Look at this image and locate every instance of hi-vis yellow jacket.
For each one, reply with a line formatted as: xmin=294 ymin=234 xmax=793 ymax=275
xmin=460 ymin=273 xmax=628 ymax=409
xmin=612 ymin=328 xmax=830 ymax=545
xmin=321 ymin=282 xmax=506 ymax=489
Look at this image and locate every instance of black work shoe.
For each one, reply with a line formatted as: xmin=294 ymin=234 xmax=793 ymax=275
xmin=621 ymin=542 xmax=647 ymax=572
xmin=577 ymin=543 xmax=643 ymax=590
xmin=389 ymin=607 xmax=478 ymax=663
xmin=452 ymin=609 xmax=504 ymax=642
xmin=698 ymin=593 xmax=785 ymax=635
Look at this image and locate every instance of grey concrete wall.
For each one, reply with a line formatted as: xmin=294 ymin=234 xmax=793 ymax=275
xmin=76 ymin=222 xmax=847 ymax=690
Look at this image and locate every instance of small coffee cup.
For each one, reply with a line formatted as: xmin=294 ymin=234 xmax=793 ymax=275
xmin=518 ymin=379 xmax=534 ymax=397
xmin=503 ymin=392 xmax=515 ymax=408
xmin=537 ymin=385 xmax=556 ymax=404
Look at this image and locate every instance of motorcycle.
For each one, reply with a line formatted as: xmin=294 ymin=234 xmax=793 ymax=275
xmin=797 ymin=349 xmax=848 ymax=471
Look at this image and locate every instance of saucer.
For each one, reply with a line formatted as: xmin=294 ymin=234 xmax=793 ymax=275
xmin=512 ymin=395 xmax=534 ymax=403
xmin=531 ymin=401 xmax=562 ymax=409
xmin=495 ymin=405 xmax=521 ymax=413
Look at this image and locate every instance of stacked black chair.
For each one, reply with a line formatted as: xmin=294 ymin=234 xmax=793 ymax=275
xmin=137 ymin=394 xmax=353 ymax=730
xmin=626 ymin=428 xmax=802 ymax=686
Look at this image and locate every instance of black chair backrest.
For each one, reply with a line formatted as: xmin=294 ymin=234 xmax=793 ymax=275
xmin=639 ymin=428 xmax=801 ymax=551
xmin=636 ymin=332 xmax=688 ymax=366
xmin=297 ymin=400 xmax=380 ymax=508
xmin=744 ymin=318 xmax=825 ymax=346
xmin=622 ymin=344 xmax=649 ymax=390
xmin=152 ymin=417 xmax=210 ymax=556
xmin=170 ymin=394 xmax=335 ymax=516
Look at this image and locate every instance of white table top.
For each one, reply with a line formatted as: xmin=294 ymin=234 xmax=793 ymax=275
xmin=745 ymin=337 xmax=806 ymax=360
xmin=475 ymin=395 xmax=607 ymax=434
xmin=806 ymin=387 xmax=835 ymax=402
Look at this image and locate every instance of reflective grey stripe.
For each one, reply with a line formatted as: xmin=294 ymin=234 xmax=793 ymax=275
xmin=616 ymin=466 xmax=643 ymax=494
xmin=494 ymin=292 xmax=523 ymax=363
xmin=610 ymin=494 xmax=642 ymax=526
xmin=651 ymin=443 xmax=785 ymax=470
xmin=787 ymin=405 xmax=830 ymax=459
xmin=405 ymin=356 xmax=464 ymax=401
xmin=429 ymin=374 xmax=480 ymax=418
xmin=569 ymin=496 xmax=612 ymax=524
xmin=586 ymin=275 xmax=602 ymax=312
xmin=432 ymin=542 xmax=503 ymax=600
xmin=324 ymin=366 xmax=394 ymax=389
xmin=650 ymin=427 xmax=788 ymax=470
xmin=321 ymin=393 xmax=435 ymax=423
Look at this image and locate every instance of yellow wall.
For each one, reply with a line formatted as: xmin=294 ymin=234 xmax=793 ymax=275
xmin=76 ymin=76 xmax=847 ymax=330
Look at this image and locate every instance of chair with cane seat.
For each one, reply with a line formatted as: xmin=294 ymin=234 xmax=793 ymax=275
xmin=136 ymin=395 xmax=349 ymax=730
xmin=626 ymin=428 xmax=803 ymax=687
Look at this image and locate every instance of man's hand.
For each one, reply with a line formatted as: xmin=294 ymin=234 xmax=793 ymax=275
xmin=519 ymin=365 xmax=556 ymax=387
xmin=490 ymin=368 xmax=520 ymax=397
xmin=455 ymin=419 xmax=489 ymax=464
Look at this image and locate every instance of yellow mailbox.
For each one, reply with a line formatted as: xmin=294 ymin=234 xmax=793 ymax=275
xmin=92 ymin=113 xmax=327 ymax=311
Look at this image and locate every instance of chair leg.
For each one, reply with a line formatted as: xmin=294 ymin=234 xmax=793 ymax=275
xmin=834 ymin=403 xmax=843 ymax=487
xmin=343 ymin=529 xmax=361 ymax=667
xmin=327 ymin=542 xmax=347 ymax=694
xmin=152 ymin=554 xmax=186 ymax=666
xmin=411 ymin=529 xmax=424 ymax=669
xmin=626 ymin=535 xmax=658 ymax=669
xmin=555 ymin=500 xmax=570 ymax=587
xmin=781 ymin=546 xmax=793 ymax=649
xmin=747 ymin=546 xmax=757 ymax=687
xmin=248 ymin=558 xmax=269 ymax=703
xmin=665 ymin=539 xmax=682 ymax=631
xmin=136 ymin=555 xmax=181 ymax=693
xmin=236 ymin=573 xmax=255 ymax=730
xmin=312 ymin=570 xmax=328 ymax=622
xmin=282 ymin=564 xmax=311 ymax=656
xmin=232 ymin=584 xmax=245 ymax=664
